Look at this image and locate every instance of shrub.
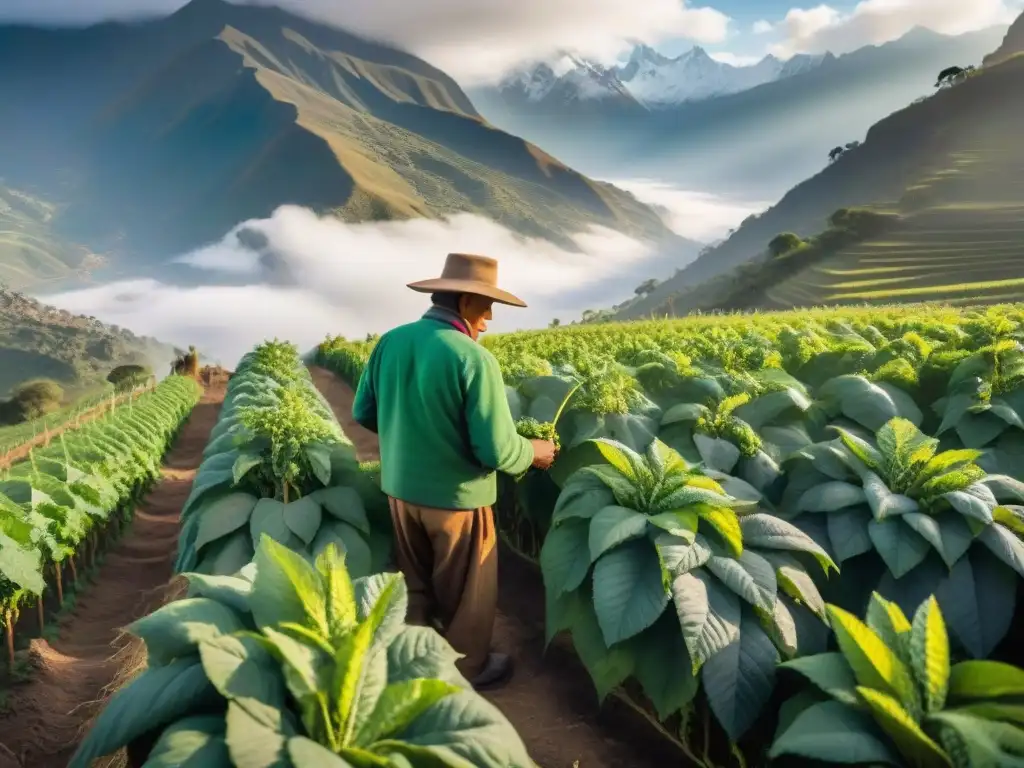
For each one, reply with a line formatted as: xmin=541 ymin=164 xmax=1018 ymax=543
xmin=9 ymin=378 xmax=63 ymax=420
xmin=771 ymin=593 xmax=1024 ymax=767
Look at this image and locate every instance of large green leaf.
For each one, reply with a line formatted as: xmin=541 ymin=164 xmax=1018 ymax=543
xmin=145 ymin=715 xmax=230 ymax=767
xmin=539 ymin=518 xmax=591 ymax=598
xmin=705 ymin=550 xmax=777 ymax=612
xmin=818 ymin=375 xmax=922 ymax=431
xmin=909 ymin=597 xmax=950 ymax=714
xmin=629 ymin=611 xmax=698 ymax=720
xmin=570 ymin=595 xmax=635 ymax=701
xmin=386 ymin=627 xmax=466 ymax=687
xmin=701 ymin=612 xmax=780 ymax=740
xmin=592 ymin=539 xmax=669 ymax=646
xmin=978 ymin=524 xmax=1024 ymax=578
xmin=309 ymin=486 xmax=371 ymax=535
xmin=672 ymin=568 xmax=741 ymax=673
xmin=780 ymin=652 xmax=859 ymax=705
xmin=282 ymin=496 xmax=323 ymax=546
xmin=393 ymin=689 xmax=534 ymax=767
xmin=868 ymin=518 xmax=931 ymax=579
xmin=550 ymin=470 xmax=617 ymax=522
xmin=936 ymin=552 xmax=1016 ymax=659
xmin=798 ymin=481 xmax=867 ymax=512
xmin=857 ymin=687 xmax=951 ymax=766
xmin=768 ymin=700 xmax=902 ymax=765
xmin=249 ymin=536 xmax=328 ymax=635
xmin=900 ymin=512 xmax=974 ymax=568
xmin=930 ymin=712 xmax=1024 ymax=768
xmin=129 ymin=598 xmax=246 ymax=666
xmin=740 ymin=513 xmax=837 ymax=573
xmin=827 ymin=605 xmax=918 ymax=709
xmin=311 ymin=519 xmax=372 ymax=579
xmin=69 ymin=659 xmax=220 ymax=768
xmin=588 ymin=505 xmax=649 ymax=561
xmin=948 ymin=660 xmax=1024 ymax=701
xmin=192 ymin=493 xmax=260 ymax=552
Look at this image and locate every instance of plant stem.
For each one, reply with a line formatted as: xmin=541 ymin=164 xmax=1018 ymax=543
xmin=55 ymin=562 xmax=64 ymax=605
xmin=4 ymin=609 xmax=14 ymax=670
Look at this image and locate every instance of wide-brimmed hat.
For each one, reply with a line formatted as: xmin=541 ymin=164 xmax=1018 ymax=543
xmin=407 ymin=253 xmax=527 ymax=308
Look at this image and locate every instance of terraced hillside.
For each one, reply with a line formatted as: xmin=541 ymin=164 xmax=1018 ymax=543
xmin=764 ymin=140 xmax=1024 ymax=307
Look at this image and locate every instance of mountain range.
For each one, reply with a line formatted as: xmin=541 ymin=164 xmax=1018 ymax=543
xmin=0 ymin=0 xmax=689 ymax=293
xmin=498 ymin=44 xmax=833 ymax=112
xmin=472 ymin=26 xmax=1008 ymax=198
xmin=613 ymin=12 xmax=1024 ymax=319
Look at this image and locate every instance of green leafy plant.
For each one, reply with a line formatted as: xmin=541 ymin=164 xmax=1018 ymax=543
xmin=783 ymin=417 xmax=1024 ymax=657
xmin=175 ymin=344 xmax=390 ymax=579
xmin=657 ymin=369 xmax=812 ymax=494
xmin=771 ymin=592 xmax=1024 ymax=767
xmin=71 ymin=536 xmax=533 ymax=767
xmin=541 ymin=438 xmax=837 ymax=743
xmin=515 ymin=381 xmax=582 ymax=451
xmin=0 ymin=376 xmax=200 ymax=668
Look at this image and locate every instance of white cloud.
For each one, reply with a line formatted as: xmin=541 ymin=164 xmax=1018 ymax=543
xmin=608 ymin=180 xmax=769 ymax=242
xmin=769 ymin=0 xmax=1019 ymax=58
xmin=752 ymin=19 xmax=774 ymax=34
xmin=709 ymin=51 xmax=764 ymax=66
xmin=37 ymin=206 xmax=665 ymax=364
xmin=0 ymin=0 xmax=732 ymax=85
xmin=36 ymin=185 xmax=760 ymax=363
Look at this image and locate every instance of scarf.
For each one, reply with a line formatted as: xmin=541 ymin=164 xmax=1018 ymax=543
xmin=423 ymin=306 xmax=472 ymax=338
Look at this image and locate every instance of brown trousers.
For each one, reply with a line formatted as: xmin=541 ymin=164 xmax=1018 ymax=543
xmin=388 ymin=497 xmax=498 ymax=678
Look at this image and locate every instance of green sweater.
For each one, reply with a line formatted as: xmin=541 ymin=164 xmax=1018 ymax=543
xmin=352 ymin=309 xmax=533 ymax=510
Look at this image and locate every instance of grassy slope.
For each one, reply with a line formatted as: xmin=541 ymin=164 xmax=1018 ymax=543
xmin=761 ymin=58 xmax=1024 ymax=308
xmin=0 ymin=288 xmax=178 ymax=396
xmin=0 ymin=0 xmax=676 ymax=283
xmin=0 ymin=185 xmax=106 ymax=291
xmin=619 ymin=26 xmax=1024 ymax=318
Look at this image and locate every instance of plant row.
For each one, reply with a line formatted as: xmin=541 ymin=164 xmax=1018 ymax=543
xmin=317 ymin=305 xmax=1024 ymax=764
xmin=0 ymin=375 xmax=201 ymax=669
xmin=72 ymin=341 xmax=535 ymax=768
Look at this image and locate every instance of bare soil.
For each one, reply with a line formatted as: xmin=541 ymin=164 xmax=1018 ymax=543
xmin=0 ymin=375 xmax=227 ymax=768
xmin=311 ymin=369 xmax=684 ymax=768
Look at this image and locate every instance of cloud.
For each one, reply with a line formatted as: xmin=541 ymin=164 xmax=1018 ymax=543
xmin=0 ymin=0 xmax=732 ymax=85
xmin=36 ymin=207 xmax=664 ymax=364
xmin=36 ymin=184 xmax=760 ymax=363
xmin=709 ymin=51 xmax=764 ymax=67
xmin=752 ymin=19 xmax=774 ymax=34
xmin=769 ymin=0 xmax=1019 ymax=58
xmin=608 ymin=180 xmax=769 ymax=242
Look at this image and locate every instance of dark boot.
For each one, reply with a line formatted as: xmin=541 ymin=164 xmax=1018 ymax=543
xmin=471 ymin=652 xmax=514 ymax=691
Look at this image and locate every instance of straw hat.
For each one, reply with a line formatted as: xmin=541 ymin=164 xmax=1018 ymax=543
xmin=407 ymin=253 xmax=527 ymax=307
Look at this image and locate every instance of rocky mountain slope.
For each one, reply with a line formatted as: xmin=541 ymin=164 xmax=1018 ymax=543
xmin=0 ymin=0 xmax=685 ymax=289
xmin=0 ymin=288 xmax=177 ymax=395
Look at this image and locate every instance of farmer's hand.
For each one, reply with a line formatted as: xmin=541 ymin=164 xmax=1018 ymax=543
xmin=531 ymin=439 xmax=557 ymax=470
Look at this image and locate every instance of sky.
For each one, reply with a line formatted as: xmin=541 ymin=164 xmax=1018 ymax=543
xmin=0 ymin=0 xmax=1018 ymax=83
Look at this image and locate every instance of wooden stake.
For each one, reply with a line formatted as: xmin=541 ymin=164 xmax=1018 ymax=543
xmin=55 ymin=562 xmax=64 ymax=605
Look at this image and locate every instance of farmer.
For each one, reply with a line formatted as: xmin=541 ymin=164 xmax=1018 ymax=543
xmin=352 ymin=253 xmax=557 ymax=690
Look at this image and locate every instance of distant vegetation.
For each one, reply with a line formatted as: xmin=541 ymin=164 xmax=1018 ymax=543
xmin=106 ymin=364 xmax=153 ymax=391
xmin=0 ymin=378 xmax=63 ymax=426
xmin=0 ymin=287 xmax=177 ymax=397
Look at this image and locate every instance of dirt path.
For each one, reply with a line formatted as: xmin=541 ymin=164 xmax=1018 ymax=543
xmin=0 ymin=376 xmax=227 ymax=768
xmin=310 ymin=368 xmax=682 ymax=768
xmin=309 ymin=366 xmax=380 ymax=461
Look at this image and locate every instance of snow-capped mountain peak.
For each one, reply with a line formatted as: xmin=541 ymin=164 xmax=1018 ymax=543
xmin=498 ymin=44 xmax=833 ymax=109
